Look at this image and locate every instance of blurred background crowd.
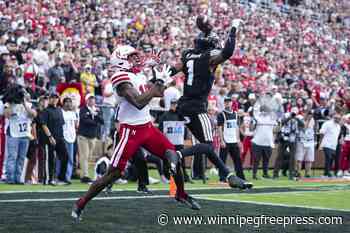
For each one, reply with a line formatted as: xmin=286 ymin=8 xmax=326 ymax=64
xmin=0 ymin=0 xmax=350 ymax=186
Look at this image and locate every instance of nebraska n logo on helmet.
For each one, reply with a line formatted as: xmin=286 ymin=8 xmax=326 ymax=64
xmin=110 ymin=45 xmax=141 ymax=72
xmin=109 ymin=45 xmax=146 ymax=88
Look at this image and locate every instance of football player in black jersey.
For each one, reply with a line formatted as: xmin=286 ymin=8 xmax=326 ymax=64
xmin=167 ymin=16 xmax=253 ymax=189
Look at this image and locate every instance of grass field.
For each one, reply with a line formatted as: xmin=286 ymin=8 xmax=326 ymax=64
xmin=0 ymin=170 xmax=350 ymax=233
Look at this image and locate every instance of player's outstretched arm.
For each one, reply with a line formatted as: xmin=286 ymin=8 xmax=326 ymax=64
xmin=116 ymin=82 xmax=165 ymax=110
xmin=209 ymin=19 xmax=242 ymax=67
xmin=209 ymin=26 xmax=237 ymax=67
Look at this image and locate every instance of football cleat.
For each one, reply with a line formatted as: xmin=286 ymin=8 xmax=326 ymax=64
xmin=175 ymin=195 xmax=201 ymax=210
xmin=227 ymin=173 xmax=253 ymax=190
xmin=137 ymin=186 xmax=153 ymax=195
xmin=104 ymin=183 xmax=113 ymax=195
xmin=71 ymin=203 xmax=83 ymax=223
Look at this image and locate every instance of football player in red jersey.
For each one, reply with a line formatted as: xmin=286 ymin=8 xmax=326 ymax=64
xmin=72 ymin=45 xmax=200 ymax=222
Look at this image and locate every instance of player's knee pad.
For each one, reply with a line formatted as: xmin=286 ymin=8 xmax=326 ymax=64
xmin=165 ymin=149 xmax=180 ymax=175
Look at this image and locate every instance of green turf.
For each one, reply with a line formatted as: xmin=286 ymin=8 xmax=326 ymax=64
xmin=1 ymin=169 xmax=350 ymax=233
xmin=204 ymin=190 xmax=350 ymax=211
xmin=0 ymin=169 xmax=348 ymax=192
xmin=0 ymin=192 xmax=349 ymax=233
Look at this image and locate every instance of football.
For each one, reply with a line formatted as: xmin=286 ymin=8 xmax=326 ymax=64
xmin=196 ymin=15 xmax=213 ymax=35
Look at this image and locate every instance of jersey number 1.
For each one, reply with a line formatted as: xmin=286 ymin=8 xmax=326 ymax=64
xmin=186 ymin=60 xmax=194 ymax=86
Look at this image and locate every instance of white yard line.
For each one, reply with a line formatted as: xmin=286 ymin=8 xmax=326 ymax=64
xmin=0 ymin=195 xmax=170 ymax=203
xmin=199 ymin=196 xmax=350 ymax=213
xmin=0 ymin=183 xmax=348 ymax=194
xmin=1 ymin=193 xmax=349 ymax=213
xmin=0 ymin=186 xmax=231 ymax=194
xmin=1 ymin=192 xmax=350 ymax=213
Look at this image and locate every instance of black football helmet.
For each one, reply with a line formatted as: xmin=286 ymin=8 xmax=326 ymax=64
xmin=194 ymin=31 xmax=221 ymax=52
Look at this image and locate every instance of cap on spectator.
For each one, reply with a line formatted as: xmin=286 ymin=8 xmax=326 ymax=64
xmin=248 ymin=93 xmax=256 ymax=99
xmin=5 ymin=38 xmax=16 ymax=45
xmin=84 ymin=64 xmax=92 ymax=69
xmin=38 ymin=95 xmax=48 ymax=102
xmin=170 ymin=98 xmax=178 ymax=104
xmin=85 ymin=93 xmax=95 ymax=101
xmin=224 ymin=96 xmax=232 ymax=102
xmin=0 ymin=47 xmax=9 ymax=55
xmin=49 ymin=92 xmax=59 ymax=98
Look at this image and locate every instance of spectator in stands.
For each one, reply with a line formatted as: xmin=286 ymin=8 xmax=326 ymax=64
xmin=251 ymin=105 xmax=277 ymax=179
xmin=217 ymin=96 xmax=246 ymax=182
xmin=61 ymin=97 xmax=78 ymax=184
xmin=163 ymin=80 xmax=181 ymax=111
xmin=47 ymin=57 xmax=65 ymax=93
xmin=274 ymin=107 xmax=304 ymax=180
xmin=158 ymin=98 xmax=190 ymax=182
xmin=295 ymin=112 xmax=316 ymax=178
xmin=338 ymin=114 xmax=350 ymax=177
xmin=240 ymin=110 xmax=255 ymax=168
xmin=4 ymin=93 xmax=37 ymax=184
xmin=61 ymin=53 xmax=77 ymax=83
xmin=80 ymin=64 xmax=97 ymax=96
xmin=34 ymin=95 xmax=49 ymax=184
xmin=77 ymin=94 xmax=104 ymax=183
xmin=41 ymin=92 xmax=69 ymax=185
xmin=319 ymin=113 xmax=342 ymax=177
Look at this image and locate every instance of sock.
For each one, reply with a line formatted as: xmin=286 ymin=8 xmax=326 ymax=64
xmin=173 ymin=164 xmax=188 ymax=199
xmin=76 ymin=197 xmax=87 ymax=210
xmin=76 ymin=168 xmax=122 ymax=210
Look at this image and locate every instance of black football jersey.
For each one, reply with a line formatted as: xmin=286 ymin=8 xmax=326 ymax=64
xmin=181 ymin=49 xmax=215 ymax=101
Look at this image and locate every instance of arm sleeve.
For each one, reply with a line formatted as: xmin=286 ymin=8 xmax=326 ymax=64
xmin=111 ymin=73 xmax=132 ymax=88
xmin=221 ymin=27 xmax=236 ymax=60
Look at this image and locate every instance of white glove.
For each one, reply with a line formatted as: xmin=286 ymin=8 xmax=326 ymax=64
xmin=153 ymin=64 xmax=173 ymax=85
xmin=231 ymin=19 xmax=243 ymax=29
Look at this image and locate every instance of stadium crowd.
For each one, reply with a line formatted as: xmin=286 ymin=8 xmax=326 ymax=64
xmin=0 ymin=0 xmax=350 ymax=185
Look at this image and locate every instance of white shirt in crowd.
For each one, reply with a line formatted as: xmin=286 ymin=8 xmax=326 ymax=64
xmin=320 ymin=119 xmax=341 ymax=151
xmin=252 ymin=113 xmax=277 ymax=147
xmin=8 ymin=104 xmax=32 ymax=138
xmin=62 ymin=109 xmax=78 ymax=143
xmin=302 ymin=117 xmax=315 ymax=148
xmin=0 ymin=100 xmax=4 ymax=116
xmin=163 ymin=86 xmax=181 ymax=110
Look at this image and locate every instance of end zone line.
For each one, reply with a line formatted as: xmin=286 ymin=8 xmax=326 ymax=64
xmin=0 ymin=183 xmax=349 ymax=194
xmin=199 ymin=196 xmax=350 ymax=213
xmin=1 ymin=193 xmax=349 ymax=213
xmin=0 ymin=195 xmax=170 ymax=203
